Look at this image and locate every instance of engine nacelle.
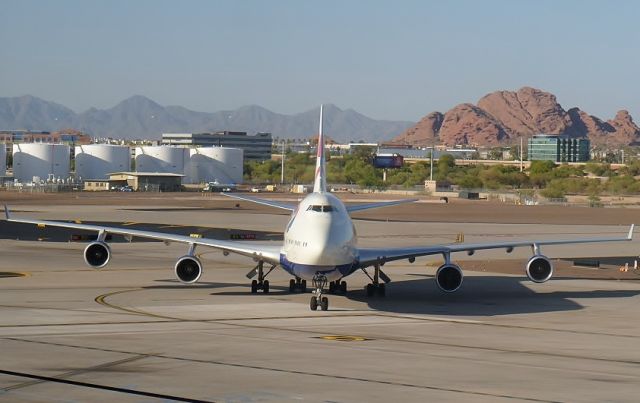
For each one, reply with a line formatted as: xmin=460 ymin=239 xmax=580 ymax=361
xmin=175 ymin=255 xmax=203 ymax=284
xmin=83 ymin=241 xmax=111 ymax=269
xmin=436 ymin=263 xmax=464 ymax=292
xmin=526 ymin=255 xmax=553 ymax=283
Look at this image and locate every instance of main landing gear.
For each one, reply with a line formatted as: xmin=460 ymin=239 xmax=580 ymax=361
xmin=363 ymin=264 xmax=390 ymax=297
xmin=246 ymin=261 xmax=275 ymax=294
xmin=328 ymin=280 xmax=347 ymax=294
xmin=309 ymin=273 xmax=329 ymax=311
xmin=289 ymin=277 xmax=308 ymax=293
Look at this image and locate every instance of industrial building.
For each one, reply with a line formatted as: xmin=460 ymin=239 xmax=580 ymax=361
xmin=161 ymin=131 xmax=271 ymax=160
xmin=527 ymin=134 xmax=590 ymax=163
xmin=75 ymin=144 xmax=131 ymax=180
xmin=12 ymin=143 xmax=71 ymax=183
xmin=107 ymin=172 xmax=183 ymax=192
xmin=0 ymin=130 xmax=91 ymax=145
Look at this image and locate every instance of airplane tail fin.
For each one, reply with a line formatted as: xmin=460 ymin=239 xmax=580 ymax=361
xmin=313 ymin=104 xmax=327 ymax=193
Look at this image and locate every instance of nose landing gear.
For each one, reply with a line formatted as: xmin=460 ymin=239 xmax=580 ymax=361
xmin=310 ymin=273 xmax=329 ymax=311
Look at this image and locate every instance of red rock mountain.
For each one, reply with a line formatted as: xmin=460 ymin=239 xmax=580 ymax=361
xmin=391 ymin=87 xmax=640 ymax=146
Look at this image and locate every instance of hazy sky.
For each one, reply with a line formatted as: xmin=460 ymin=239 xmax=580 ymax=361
xmin=1 ymin=0 xmax=638 ymax=121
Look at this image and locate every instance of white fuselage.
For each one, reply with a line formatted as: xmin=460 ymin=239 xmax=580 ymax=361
xmin=280 ymin=192 xmax=358 ymax=281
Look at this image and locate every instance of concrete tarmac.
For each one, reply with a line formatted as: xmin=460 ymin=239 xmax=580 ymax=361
xmin=1 ymin=201 xmax=640 ymax=402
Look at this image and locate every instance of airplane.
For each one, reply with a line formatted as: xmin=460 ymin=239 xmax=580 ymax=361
xmin=3 ymin=105 xmax=635 ymax=311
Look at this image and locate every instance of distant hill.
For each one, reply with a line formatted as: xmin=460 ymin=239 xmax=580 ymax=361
xmin=0 ymin=95 xmax=414 ymax=143
xmin=391 ymin=87 xmax=640 ymax=146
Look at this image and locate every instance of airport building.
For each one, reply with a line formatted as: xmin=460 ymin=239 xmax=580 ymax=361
xmin=107 ymin=172 xmax=184 ymax=192
xmin=527 ymin=134 xmax=590 ymax=163
xmin=161 ymin=132 xmax=271 ymax=160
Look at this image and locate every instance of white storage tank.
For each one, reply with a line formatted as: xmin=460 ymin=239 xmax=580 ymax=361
xmin=75 ymin=144 xmax=131 ymax=180
xmin=12 ymin=143 xmax=70 ymax=183
xmin=0 ymin=145 xmax=6 ymax=177
xmin=135 ymin=146 xmax=188 ymax=175
xmin=185 ymin=147 xmax=243 ymax=184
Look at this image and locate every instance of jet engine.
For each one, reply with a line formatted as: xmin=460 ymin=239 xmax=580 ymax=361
xmin=175 ymin=255 xmax=203 ymax=284
xmin=526 ymin=255 xmax=553 ymax=283
xmin=436 ymin=263 xmax=464 ymax=292
xmin=83 ymin=241 xmax=111 ymax=269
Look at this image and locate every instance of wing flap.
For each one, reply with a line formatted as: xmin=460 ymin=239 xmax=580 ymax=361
xmin=221 ymin=193 xmax=295 ymax=211
xmin=357 ymin=225 xmax=634 ymax=268
xmin=346 ymin=198 xmax=418 ymax=213
xmin=5 ymin=209 xmax=281 ymax=264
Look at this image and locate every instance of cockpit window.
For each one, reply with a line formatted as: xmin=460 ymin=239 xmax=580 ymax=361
xmin=307 ymin=205 xmax=334 ymax=212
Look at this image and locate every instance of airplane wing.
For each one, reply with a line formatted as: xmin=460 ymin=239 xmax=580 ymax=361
xmin=356 ymin=225 xmax=635 ymax=267
xmin=221 ymin=193 xmax=296 ymax=211
xmin=346 ymin=198 xmax=418 ymax=213
xmin=3 ymin=205 xmax=282 ymax=264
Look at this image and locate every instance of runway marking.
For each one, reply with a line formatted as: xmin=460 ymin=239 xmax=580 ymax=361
xmin=0 ymin=368 xmax=211 ymax=402
xmin=318 ymin=335 xmax=370 ymax=342
xmin=0 ymin=272 xmax=29 ymax=278
xmin=94 ymin=289 xmax=181 ymax=321
xmin=1 ymin=337 xmax=559 ymax=402
xmin=120 ymin=222 xmax=138 ymax=226
xmin=91 ymin=288 xmax=640 ymax=341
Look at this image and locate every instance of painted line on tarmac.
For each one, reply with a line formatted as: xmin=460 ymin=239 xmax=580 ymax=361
xmin=317 ymin=335 xmax=371 ymax=342
xmin=3 ymin=354 xmax=152 ymax=392
xmin=94 ymin=289 xmax=182 ymax=321
xmin=0 ymin=368 xmax=211 ymax=402
xmin=0 ymin=272 xmax=29 ymax=278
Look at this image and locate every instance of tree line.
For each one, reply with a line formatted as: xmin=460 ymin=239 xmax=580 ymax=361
xmin=244 ymin=148 xmax=640 ymax=197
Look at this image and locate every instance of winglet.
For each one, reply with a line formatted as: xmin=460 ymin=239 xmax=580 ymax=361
xmin=4 ymin=205 xmax=10 ymax=220
xmin=628 ymin=224 xmax=635 ymax=240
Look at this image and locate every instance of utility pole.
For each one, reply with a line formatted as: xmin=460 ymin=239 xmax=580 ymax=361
xmin=430 ymin=147 xmax=434 ymax=181
xmin=520 ymin=136 xmax=524 ymax=172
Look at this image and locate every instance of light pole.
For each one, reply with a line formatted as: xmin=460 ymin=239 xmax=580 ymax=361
xmin=280 ymin=140 xmax=285 ymax=185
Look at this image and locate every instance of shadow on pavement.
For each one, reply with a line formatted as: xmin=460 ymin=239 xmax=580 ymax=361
xmin=346 ymin=275 xmax=640 ymax=316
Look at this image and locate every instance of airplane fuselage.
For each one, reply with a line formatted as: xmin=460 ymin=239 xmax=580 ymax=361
xmin=280 ymin=192 xmax=358 ymax=281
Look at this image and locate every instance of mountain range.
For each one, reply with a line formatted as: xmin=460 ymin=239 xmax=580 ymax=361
xmin=3 ymin=89 xmax=638 ymax=147
xmin=0 ymin=95 xmax=413 ymax=143
xmin=392 ymin=87 xmax=640 ymax=147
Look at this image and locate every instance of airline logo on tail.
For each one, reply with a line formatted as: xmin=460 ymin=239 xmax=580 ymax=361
xmin=313 ymin=104 xmax=326 ymax=193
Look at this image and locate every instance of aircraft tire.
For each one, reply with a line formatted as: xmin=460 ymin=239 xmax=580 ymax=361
xmin=340 ymin=281 xmax=347 ymax=293
xmin=251 ymin=280 xmax=258 ymax=294
xmin=310 ymin=296 xmax=318 ymax=311
xmin=263 ymin=280 xmax=270 ymax=293
xmin=321 ymin=297 xmax=329 ymax=311
xmin=366 ymin=284 xmax=375 ymax=297
xmin=378 ymin=283 xmax=386 ymax=297
xmin=289 ymin=279 xmax=296 ymax=292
